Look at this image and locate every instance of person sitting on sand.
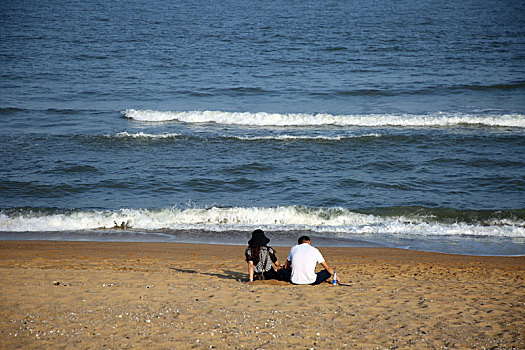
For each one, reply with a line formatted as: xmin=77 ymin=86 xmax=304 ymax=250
xmin=283 ymin=236 xmax=341 ymax=285
xmin=245 ymin=229 xmax=284 ymax=282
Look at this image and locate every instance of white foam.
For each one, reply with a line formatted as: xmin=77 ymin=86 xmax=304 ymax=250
xmin=122 ymin=109 xmax=525 ymax=128
xmin=231 ymin=133 xmax=382 ymax=141
xmin=114 ymin=131 xmax=180 ymax=138
xmin=111 ymin=133 xmax=382 ymax=141
xmin=1 ymin=207 xmax=524 ymax=238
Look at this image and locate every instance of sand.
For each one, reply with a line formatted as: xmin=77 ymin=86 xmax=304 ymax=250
xmin=0 ymin=241 xmax=523 ymax=349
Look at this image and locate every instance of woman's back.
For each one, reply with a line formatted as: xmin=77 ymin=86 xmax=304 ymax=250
xmin=245 ymin=246 xmax=276 ymax=274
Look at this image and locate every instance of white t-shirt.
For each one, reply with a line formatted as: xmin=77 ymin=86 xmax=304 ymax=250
xmin=287 ymin=243 xmax=325 ymax=284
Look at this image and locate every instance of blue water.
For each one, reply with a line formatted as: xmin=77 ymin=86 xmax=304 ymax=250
xmin=1 ymin=0 xmax=524 ymax=255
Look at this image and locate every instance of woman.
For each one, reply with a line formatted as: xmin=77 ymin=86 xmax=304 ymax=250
xmin=245 ymin=229 xmax=283 ymax=282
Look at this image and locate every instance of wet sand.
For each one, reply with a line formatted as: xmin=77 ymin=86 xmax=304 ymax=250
xmin=0 ymin=241 xmax=523 ymax=349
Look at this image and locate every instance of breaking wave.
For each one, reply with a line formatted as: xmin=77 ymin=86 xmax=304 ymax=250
xmin=98 ymin=132 xmax=382 ymax=142
xmin=1 ymin=206 xmax=524 ymax=238
xmin=122 ymin=109 xmax=525 ymax=128
xmin=230 ymin=134 xmax=382 ymax=141
xmin=113 ymin=131 xmax=181 ymax=139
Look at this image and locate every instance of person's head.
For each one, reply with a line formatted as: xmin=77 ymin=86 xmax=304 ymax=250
xmin=298 ymin=236 xmax=311 ymax=245
xmin=248 ymin=229 xmax=270 ymax=247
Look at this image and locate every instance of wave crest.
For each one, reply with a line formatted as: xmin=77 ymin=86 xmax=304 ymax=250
xmin=113 ymin=131 xmax=181 ymax=139
xmin=122 ymin=109 xmax=525 ymax=128
xmin=1 ymin=206 xmax=523 ymax=238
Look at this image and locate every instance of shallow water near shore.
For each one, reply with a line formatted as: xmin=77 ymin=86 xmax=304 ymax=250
xmin=1 ymin=0 xmax=524 ymax=255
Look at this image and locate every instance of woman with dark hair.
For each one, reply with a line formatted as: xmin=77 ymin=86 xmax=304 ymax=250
xmin=245 ymin=229 xmax=283 ymax=282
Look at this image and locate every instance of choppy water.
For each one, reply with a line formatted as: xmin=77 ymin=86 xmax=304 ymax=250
xmin=1 ymin=0 xmax=524 ymax=255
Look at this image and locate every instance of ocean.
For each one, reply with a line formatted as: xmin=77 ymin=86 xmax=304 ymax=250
xmin=1 ymin=0 xmax=524 ymax=256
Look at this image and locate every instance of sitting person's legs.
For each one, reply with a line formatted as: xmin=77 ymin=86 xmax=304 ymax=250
xmin=263 ymin=267 xmax=281 ymax=280
xmin=278 ymin=267 xmax=291 ymax=282
xmin=311 ymin=269 xmax=331 ymax=285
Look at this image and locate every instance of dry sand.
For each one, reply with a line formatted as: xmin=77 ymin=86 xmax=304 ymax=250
xmin=0 ymin=241 xmax=523 ymax=349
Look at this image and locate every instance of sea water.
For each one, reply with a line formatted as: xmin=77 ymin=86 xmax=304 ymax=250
xmin=1 ymin=0 xmax=524 ymax=255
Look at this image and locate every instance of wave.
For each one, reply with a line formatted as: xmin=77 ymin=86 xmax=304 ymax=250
xmin=230 ymin=133 xmax=382 ymax=141
xmin=122 ymin=109 xmax=525 ymax=128
xmin=112 ymin=131 xmax=181 ymax=139
xmin=450 ymin=81 xmax=525 ymax=92
xmin=0 ymin=107 xmax=25 ymax=114
xmin=311 ymin=82 xmax=525 ymax=96
xmin=0 ymin=107 xmax=98 ymax=115
xmin=96 ymin=132 xmax=382 ymax=142
xmin=1 ymin=206 xmax=524 ymax=238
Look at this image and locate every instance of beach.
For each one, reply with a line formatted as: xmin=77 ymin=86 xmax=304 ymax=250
xmin=0 ymin=241 xmax=523 ymax=349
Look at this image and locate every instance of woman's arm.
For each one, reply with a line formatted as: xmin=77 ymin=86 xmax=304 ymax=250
xmin=248 ymin=261 xmax=254 ymax=282
xmin=269 ymin=248 xmax=281 ymax=268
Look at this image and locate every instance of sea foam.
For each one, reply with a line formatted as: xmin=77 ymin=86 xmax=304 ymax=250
xmin=122 ymin=109 xmax=525 ymax=128
xmin=114 ymin=131 xmax=181 ymax=138
xmin=231 ymin=134 xmax=382 ymax=141
xmin=1 ymin=206 xmax=524 ymax=238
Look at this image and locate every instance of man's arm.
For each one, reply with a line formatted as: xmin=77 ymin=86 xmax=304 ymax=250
xmin=284 ymin=259 xmax=291 ymax=270
xmin=321 ymin=261 xmax=341 ymax=283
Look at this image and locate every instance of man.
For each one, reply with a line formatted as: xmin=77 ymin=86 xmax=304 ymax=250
xmin=284 ymin=236 xmax=341 ymax=285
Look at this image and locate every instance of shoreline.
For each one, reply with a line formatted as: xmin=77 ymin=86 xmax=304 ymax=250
xmin=1 ymin=233 xmax=523 ymax=257
xmin=1 ymin=240 xmax=524 ymax=348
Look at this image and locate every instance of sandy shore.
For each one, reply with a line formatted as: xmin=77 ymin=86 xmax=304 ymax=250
xmin=0 ymin=241 xmax=523 ymax=349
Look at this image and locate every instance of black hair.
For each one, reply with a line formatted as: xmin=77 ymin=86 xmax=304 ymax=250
xmin=298 ymin=236 xmax=310 ymax=244
xmin=249 ymin=246 xmax=261 ymax=265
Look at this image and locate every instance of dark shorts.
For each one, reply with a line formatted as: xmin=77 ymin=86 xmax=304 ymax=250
xmin=278 ymin=268 xmax=331 ymax=285
xmin=255 ymin=267 xmax=282 ymax=281
xmin=311 ymin=269 xmax=331 ymax=285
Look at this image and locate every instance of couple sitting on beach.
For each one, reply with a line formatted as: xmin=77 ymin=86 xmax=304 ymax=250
xmin=245 ymin=229 xmax=341 ymax=285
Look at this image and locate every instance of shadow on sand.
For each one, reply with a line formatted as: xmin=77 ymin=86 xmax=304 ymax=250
xmin=168 ymin=268 xmax=297 ymax=285
xmin=169 ymin=267 xmax=246 ymax=281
